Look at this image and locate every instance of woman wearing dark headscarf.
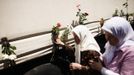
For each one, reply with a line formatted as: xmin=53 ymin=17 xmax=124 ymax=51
xmin=89 ymin=17 xmax=134 ymax=75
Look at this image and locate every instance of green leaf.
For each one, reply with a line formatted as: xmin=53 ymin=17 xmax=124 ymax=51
xmin=10 ymin=46 xmax=16 ymax=50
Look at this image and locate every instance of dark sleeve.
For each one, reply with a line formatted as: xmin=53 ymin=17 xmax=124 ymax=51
xmin=63 ymin=45 xmax=75 ymax=62
xmin=54 ymin=44 xmax=75 ymax=63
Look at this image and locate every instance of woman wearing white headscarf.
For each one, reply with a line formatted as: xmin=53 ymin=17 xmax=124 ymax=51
xmin=72 ymin=25 xmax=100 ymax=63
xmin=55 ymin=25 xmax=101 ymax=72
xmin=89 ymin=17 xmax=134 ymax=75
xmin=69 ymin=25 xmax=101 ymax=71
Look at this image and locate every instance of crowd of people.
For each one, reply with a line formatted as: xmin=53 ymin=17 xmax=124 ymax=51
xmin=25 ymin=17 xmax=134 ymax=75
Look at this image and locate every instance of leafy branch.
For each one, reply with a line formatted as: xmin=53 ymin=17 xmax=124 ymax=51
xmin=1 ymin=37 xmax=16 ymax=55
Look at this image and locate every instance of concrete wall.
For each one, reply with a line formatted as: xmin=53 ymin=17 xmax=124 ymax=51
xmin=0 ymin=0 xmax=134 ymax=39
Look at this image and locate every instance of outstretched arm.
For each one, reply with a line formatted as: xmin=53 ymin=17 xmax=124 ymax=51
xmin=69 ymin=63 xmax=89 ymax=70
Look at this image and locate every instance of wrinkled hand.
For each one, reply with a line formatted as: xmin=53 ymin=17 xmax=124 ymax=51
xmin=69 ymin=63 xmax=82 ymax=70
xmin=89 ymin=59 xmax=103 ymax=71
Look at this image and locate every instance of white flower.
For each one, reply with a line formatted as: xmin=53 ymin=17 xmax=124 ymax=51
xmin=2 ymin=54 xmax=17 ymax=60
xmin=9 ymin=54 xmax=17 ymax=60
xmin=2 ymin=54 xmax=9 ymax=60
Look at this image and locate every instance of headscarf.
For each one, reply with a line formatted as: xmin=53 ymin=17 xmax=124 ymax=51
xmin=72 ymin=25 xmax=100 ymax=63
xmin=102 ymin=17 xmax=134 ymax=64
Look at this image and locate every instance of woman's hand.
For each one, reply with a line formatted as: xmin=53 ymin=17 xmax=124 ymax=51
xmin=55 ymin=38 xmax=64 ymax=46
xmin=69 ymin=63 xmax=82 ymax=70
xmin=89 ymin=59 xmax=103 ymax=71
